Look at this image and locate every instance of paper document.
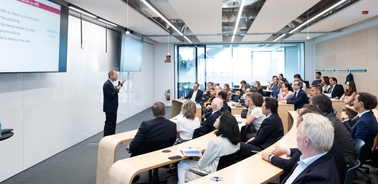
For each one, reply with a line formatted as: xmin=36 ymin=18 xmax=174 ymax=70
xmin=181 ymin=147 xmax=202 ymax=157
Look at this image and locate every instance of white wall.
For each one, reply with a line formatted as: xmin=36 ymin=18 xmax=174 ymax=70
xmin=153 ymin=43 xmax=174 ymax=106
xmin=0 ymin=15 xmax=154 ymax=182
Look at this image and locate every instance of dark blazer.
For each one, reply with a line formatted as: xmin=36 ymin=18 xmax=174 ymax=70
xmin=103 ymin=79 xmax=119 ymax=113
xmin=204 ymin=100 xmax=231 ymax=118
xmin=280 ymin=152 xmax=340 ymax=184
xmin=129 ymin=117 xmax=177 ymax=153
xmin=329 ymin=84 xmax=344 ymax=99
xmin=198 ymin=110 xmax=221 ymax=136
xmin=349 ymin=111 xmax=378 ymax=162
xmin=286 ymin=89 xmax=308 ymax=110
xmin=270 ymin=85 xmax=280 ymax=98
xmin=272 ymin=141 xmax=346 ymax=184
xmin=325 ymin=113 xmax=356 ymax=166
xmin=249 ymin=113 xmax=284 ymax=150
xmin=185 ymin=89 xmax=204 ymax=102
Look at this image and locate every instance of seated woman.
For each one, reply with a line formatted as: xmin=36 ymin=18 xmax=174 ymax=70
xmin=176 ymin=100 xmax=201 ymax=142
xmin=223 ymin=83 xmax=233 ymax=102
xmin=177 ymin=111 xmax=240 ymax=184
xmin=321 ymin=76 xmax=330 ymax=93
xmin=241 ymin=93 xmax=266 ymax=142
xmin=254 ymin=81 xmax=264 ymax=96
xmin=278 ymin=82 xmax=294 ymax=101
xmin=340 ymin=81 xmax=357 ymax=106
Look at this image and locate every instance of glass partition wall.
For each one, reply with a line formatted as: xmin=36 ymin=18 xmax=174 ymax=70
xmin=174 ymin=43 xmax=304 ymax=99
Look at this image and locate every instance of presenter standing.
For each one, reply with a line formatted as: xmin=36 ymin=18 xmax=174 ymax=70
xmin=103 ymin=70 xmax=126 ymax=137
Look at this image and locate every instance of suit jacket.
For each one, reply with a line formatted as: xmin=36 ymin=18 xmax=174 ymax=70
xmin=185 ymin=89 xmax=204 ymax=102
xmin=249 ymin=113 xmax=283 ymax=150
xmin=270 ymin=85 xmax=280 ymax=99
xmin=286 ymin=89 xmax=308 ymax=110
xmin=325 ymin=113 xmax=356 ymax=166
xmin=272 ymin=141 xmax=346 ymax=184
xmin=329 ymin=84 xmax=344 ymax=99
xmin=204 ymin=100 xmax=231 ymax=118
xmin=280 ymin=152 xmax=340 ymax=184
xmin=350 ymin=111 xmax=378 ymax=162
xmin=129 ymin=117 xmax=177 ymax=153
xmin=103 ymin=79 xmax=119 ymax=113
xmin=198 ymin=111 xmax=221 ymax=136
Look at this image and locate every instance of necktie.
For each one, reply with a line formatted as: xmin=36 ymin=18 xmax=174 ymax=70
xmin=293 ymin=91 xmax=297 ymax=99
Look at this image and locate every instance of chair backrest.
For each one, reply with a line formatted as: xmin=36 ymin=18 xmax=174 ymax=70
xmin=130 ymin=140 xmax=173 ymax=157
xmin=192 ymin=127 xmax=201 ymax=139
xmin=344 ymin=159 xmax=361 ymax=184
xmin=217 ymin=152 xmax=238 ymax=171
xmin=354 ymin=139 xmax=367 ymax=163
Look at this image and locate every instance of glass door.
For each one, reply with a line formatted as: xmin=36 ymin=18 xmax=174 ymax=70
xmin=176 ymin=45 xmax=205 ymax=99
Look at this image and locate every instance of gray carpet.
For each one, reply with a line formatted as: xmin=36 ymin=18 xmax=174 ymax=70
xmin=1 ymin=106 xmax=378 ymax=184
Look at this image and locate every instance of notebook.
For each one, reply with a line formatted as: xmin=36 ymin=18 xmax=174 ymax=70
xmin=181 ymin=147 xmax=202 ymax=157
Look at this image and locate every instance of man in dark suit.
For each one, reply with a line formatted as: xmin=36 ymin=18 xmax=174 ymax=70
xmin=238 ymin=97 xmax=284 ymax=159
xmin=204 ymin=90 xmax=231 ymax=118
xmin=310 ymin=94 xmax=356 ymax=167
xmin=341 ymin=92 xmax=378 ymax=162
xmin=184 ymin=82 xmax=203 ymax=103
xmin=280 ymin=113 xmax=339 ymax=184
xmin=126 ymin=102 xmax=177 ymax=181
xmin=262 ymin=106 xmax=347 ymax=183
xmin=328 ymin=77 xmax=344 ymax=99
xmin=286 ymin=80 xmax=308 ymax=110
xmin=196 ymin=98 xmax=222 ymax=137
xmin=103 ymin=70 xmax=126 ymax=137
xmin=269 ymin=76 xmax=279 ymax=98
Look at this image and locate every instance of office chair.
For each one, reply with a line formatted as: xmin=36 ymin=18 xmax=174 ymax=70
xmin=354 ymin=139 xmax=371 ymax=184
xmin=188 ymin=151 xmax=239 ymax=177
xmin=344 ymin=159 xmax=361 ymax=184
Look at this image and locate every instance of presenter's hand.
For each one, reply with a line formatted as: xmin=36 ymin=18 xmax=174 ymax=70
xmin=121 ymin=76 xmax=126 ymax=84
xmin=271 ymin=147 xmax=287 ymax=156
xmin=116 ymin=85 xmax=122 ymax=90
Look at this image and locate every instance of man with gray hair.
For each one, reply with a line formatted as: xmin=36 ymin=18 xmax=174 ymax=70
xmin=195 ymin=98 xmax=222 ymax=137
xmin=281 ymin=113 xmax=339 ymax=184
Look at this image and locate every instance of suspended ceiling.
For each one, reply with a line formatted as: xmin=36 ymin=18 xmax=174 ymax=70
xmin=65 ymin=0 xmax=378 ymax=43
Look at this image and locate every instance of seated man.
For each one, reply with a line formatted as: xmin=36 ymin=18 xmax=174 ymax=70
xmin=309 ymin=85 xmax=322 ymax=97
xmin=262 ymin=105 xmax=347 ymax=183
xmin=195 ymin=98 xmax=222 ymax=137
xmin=126 ymin=102 xmax=177 ymax=181
xmin=311 ymin=71 xmax=322 ymax=86
xmin=310 ymin=94 xmax=356 ymax=166
xmin=327 ymin=77 xmax=344 ymax=99
xmin=280 ymin=113 xmax=339 ymax=183
xmin=341 ymin=92 xmax=378 ymax=162
xmin=285 ymin=80 xmax=308 ymax=110
xmin=204 ymin=90 xmax=231 ymax=118
xmin=238 ymin=97 xmax=284 ymax=159
xmin=184 ymin=82 xmax=203 ymax=103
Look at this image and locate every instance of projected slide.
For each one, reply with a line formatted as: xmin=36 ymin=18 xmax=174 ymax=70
xmin=0 ymin=0 xmax=62 ymax=72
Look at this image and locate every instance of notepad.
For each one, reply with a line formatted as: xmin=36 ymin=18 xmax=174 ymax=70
xmin=181 ymin=148 xmax=202 ymax=157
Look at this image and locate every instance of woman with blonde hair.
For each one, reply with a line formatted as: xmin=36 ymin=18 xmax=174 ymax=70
xmin=176 ymin=100 xmax=200 ymax=141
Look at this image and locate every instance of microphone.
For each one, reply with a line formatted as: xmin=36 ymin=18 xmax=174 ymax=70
xmin=118 ymin=81 xmax=121 ymax=86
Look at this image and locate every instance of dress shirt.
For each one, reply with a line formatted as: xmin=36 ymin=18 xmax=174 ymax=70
xmin=328 ymin=85 xmax=334 ymax=94
xmin=190 ymin=90 xmax=198 ymax=102
xmin=284 ymin=152 xmax=327 ymax=184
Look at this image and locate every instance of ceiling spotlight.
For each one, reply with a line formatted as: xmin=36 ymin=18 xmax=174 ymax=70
xmin=307 ymin=36 xmax=311 ymax=40
xmin=126 ymin=30 xmax=130 ymax=35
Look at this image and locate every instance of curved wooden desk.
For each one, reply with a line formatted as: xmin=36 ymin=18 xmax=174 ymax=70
xmin=96 ymin=130 xmax=138 ymax=184
xmin=188 ymin=111 xmax=298 ymax=184
xmin=106 ymin=132 xmax=217 ymax=184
